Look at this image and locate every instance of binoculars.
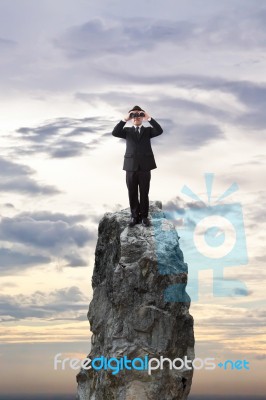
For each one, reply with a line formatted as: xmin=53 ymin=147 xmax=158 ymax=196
xmin=129 ymin=111 xmax=145 ymax=118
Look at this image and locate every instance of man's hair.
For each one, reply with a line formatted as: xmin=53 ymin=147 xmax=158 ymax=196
xmin=128 ymin=105 xmax=144 ymax=112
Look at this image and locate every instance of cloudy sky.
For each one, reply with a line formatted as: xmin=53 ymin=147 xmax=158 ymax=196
xmin=0 ymin=0 xmax=265 ymax=398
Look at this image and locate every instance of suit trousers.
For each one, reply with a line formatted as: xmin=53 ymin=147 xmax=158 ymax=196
xmin=126 ymin=170 xmax=151 ymax=218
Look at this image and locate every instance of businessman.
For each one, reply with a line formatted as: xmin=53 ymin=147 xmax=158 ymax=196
xmin=112 ymin=106 xmax=163 ymax=227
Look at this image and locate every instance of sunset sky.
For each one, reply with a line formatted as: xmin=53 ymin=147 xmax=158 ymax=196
xmin=0 ymin=0 xmax=265 ymax=398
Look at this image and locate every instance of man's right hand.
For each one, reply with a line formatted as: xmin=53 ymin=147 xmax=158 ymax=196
xmin=123 ymin=112 xmax=132 ymax=122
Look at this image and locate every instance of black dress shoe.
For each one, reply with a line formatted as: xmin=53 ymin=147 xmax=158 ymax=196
xmin=142 ymin=217 xmax=150 ymax=227
xmin=128 ymin=217 xmax=138 ymax=227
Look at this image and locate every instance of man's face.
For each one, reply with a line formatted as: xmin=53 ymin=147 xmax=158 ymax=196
xmin=131 ymin=110 xmax=144 ymax=126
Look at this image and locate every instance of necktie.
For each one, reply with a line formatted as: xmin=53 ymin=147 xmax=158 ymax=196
xmin=136 ymin=127 xmax=140 ymax=137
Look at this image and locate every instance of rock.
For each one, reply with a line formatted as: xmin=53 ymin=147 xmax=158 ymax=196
xmin=76 ymin=201 xmax=195 ymax=400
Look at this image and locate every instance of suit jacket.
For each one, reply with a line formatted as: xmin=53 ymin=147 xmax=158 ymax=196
xmin=112 ymin=118 xmax=163 ymax=171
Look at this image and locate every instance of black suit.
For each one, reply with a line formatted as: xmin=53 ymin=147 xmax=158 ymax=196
xmin=112 ymin=118 xmax=163 ymax=218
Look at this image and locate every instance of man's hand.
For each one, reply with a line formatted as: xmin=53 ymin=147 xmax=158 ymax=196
xmin=123 ymin=112 xmax=132 ymax=122
xmin=143 ymin=111 xmax=151 ymax=121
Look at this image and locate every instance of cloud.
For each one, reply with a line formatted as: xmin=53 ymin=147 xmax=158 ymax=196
xmin=54 ymin=8 xmax=266 ymax=61
xmin=0 ymin=282 xmax=18 ymax=289
xmin=13 ymin=117 xmax=110 ymax=159
xmin=193 ymin=78 xmax=266 ymax=130
xmin=75 ymin=74 xmax=266 ymax=151
xmin=0 ymin=216 xmax=93 ymax=249
xmin=2 ymin=203 xmax=15 ymax=209
xmin=77 ymin=88 xmax=230 ymax=121
xmin=0 ymin=37 xmax=17 ymax=49
xmin=192 ymin=304 xmax=266 ymax=334
xmin=0 ymin=157 xmax=60 ymax=196
xmin=0 ymin=177 xmax=60 ymax=196
xmin=254 ymin=255 xmax=266 ymax=263
xmin=78 ymin=90 xmax=226 ymax=150
xmin=254 ymin=354 xmax=266 ymax=360
xmin=1 ymin=4 xmax=266 ymax=100
xmin=163 ymin=196 xmax=187 ymax=212
xmin=64 ymin=253 xmax=87 ymax=267
xmin=82 ymin=73 xmax=266 ymax=133
xmin=0 ymin=248 xmax=50 ymax=275
xmin=54 ymin=18 xmax=193 ymax=58
xmin=17 ymin=210 xmax=88 ymax=224
xmin=0 ymin=211 xmax=97 ymax=274
xmin=219 ymin=283 xmax=251 ymax=297
xmin=0 ymin=286 xmax=90 ymax=321
xmin=170 ymin=123 xmax=225 ymax=149
xmin=171 ymin=76 xmax=266 ymax=131
xmin=50 ymin=138 xmax=88 ymax=158
xmin=0 ymin=157 xmax=35 ymax=176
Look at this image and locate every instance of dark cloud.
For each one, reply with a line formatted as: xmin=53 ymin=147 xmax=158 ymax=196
xmin=86 ymin=68 xmax=266 ymax=109
xmin=235 ymin=111 xmax=266 ymax=131
xmin=197 ymin=311 xmax=265 ymax=330
xmin=171 ymin=76 xmax=266 ymax=131
xmin=83 ymin=73 xmax=266 ymax=132
xmin=0 ymin=157 xmax=34 ymax=176
xmin=0 ymin=157 xmax=60 ymax=195
xmin=54 ymin=17 xmax=197 ymax=59
xmin=54 ymin=18 xmax=172 ymax=57
xmin=64 ymin=253 xmax=87 ymax=267
xmin=0 ymin=248 xmax=50 ymax=275
xmin=254 ymin=254 xmax=266 ymax=263
xmin=0 ymin=211 xmax=96 ymax=274
xmin=152 ymin=119 xmax=224 ymax=151
xmin=2 ymin=203 xmax=15 ymax=209
xmin=76 ymin=79 xmax=266 ymax=151
xmin=0 ymin=37 xmax=17 ymax=48
xmin=189 ymin=78 xmax=263 ymax=131
xmin=77 ymin=90 xmax=230 ymax=123
xmin=14 ymin=116 xmax=110 ymax=159
xmin=163 ymin=196 xmax=187 ymax=212
xmin=0 ymin=216 xmax=93 ymax=248
xmin=225 ymin=80 xmax=266 ymax=109
xmin=0 ymin=177 xmax=60 ymax=195
xmin=76 ymin=91 xmax=145 ymax=114
xmin=160 ymin=96 xmax=230 ymax=120
xmin=0 ymin=282 xmax=18 ymax=288
xmin=173 ymin=123 xmax=224 ymax=149
xmin=17 ymin=210 xmax=88 ymax=224
xmin=78 ymin=89 xmax=226 ymax=150
xmin=17 ymin=117 xmax=100 ymax=141
xmin=243 ymin=195 xmax=266 ymax=225
xmin=50 ymin=138 xmax=89 ymax=158
xmin=254 ymin=354 xmax=266 ymax=360
xmin=214 ymin=276 xmax=252 ymax=288
xmin=0 ymin=286 xmax=89 ymax=321
xmin=54 ymin=9 xmax=266 ymax=60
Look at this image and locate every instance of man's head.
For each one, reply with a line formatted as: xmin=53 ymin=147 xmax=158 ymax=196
xmin=129 ymin=105 xmax=145 ymax=126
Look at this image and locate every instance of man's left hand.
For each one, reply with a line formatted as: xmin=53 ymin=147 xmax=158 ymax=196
xmin=143 ymin=111 xmax=151 ymax=120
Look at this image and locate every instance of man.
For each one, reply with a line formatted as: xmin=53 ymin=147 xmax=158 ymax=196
xmin=112 ymin=106 xmax=163 ymax=227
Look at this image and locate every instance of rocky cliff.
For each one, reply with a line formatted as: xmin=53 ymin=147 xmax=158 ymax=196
xmin=76 ymin=201 xmax=194 ymax=400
